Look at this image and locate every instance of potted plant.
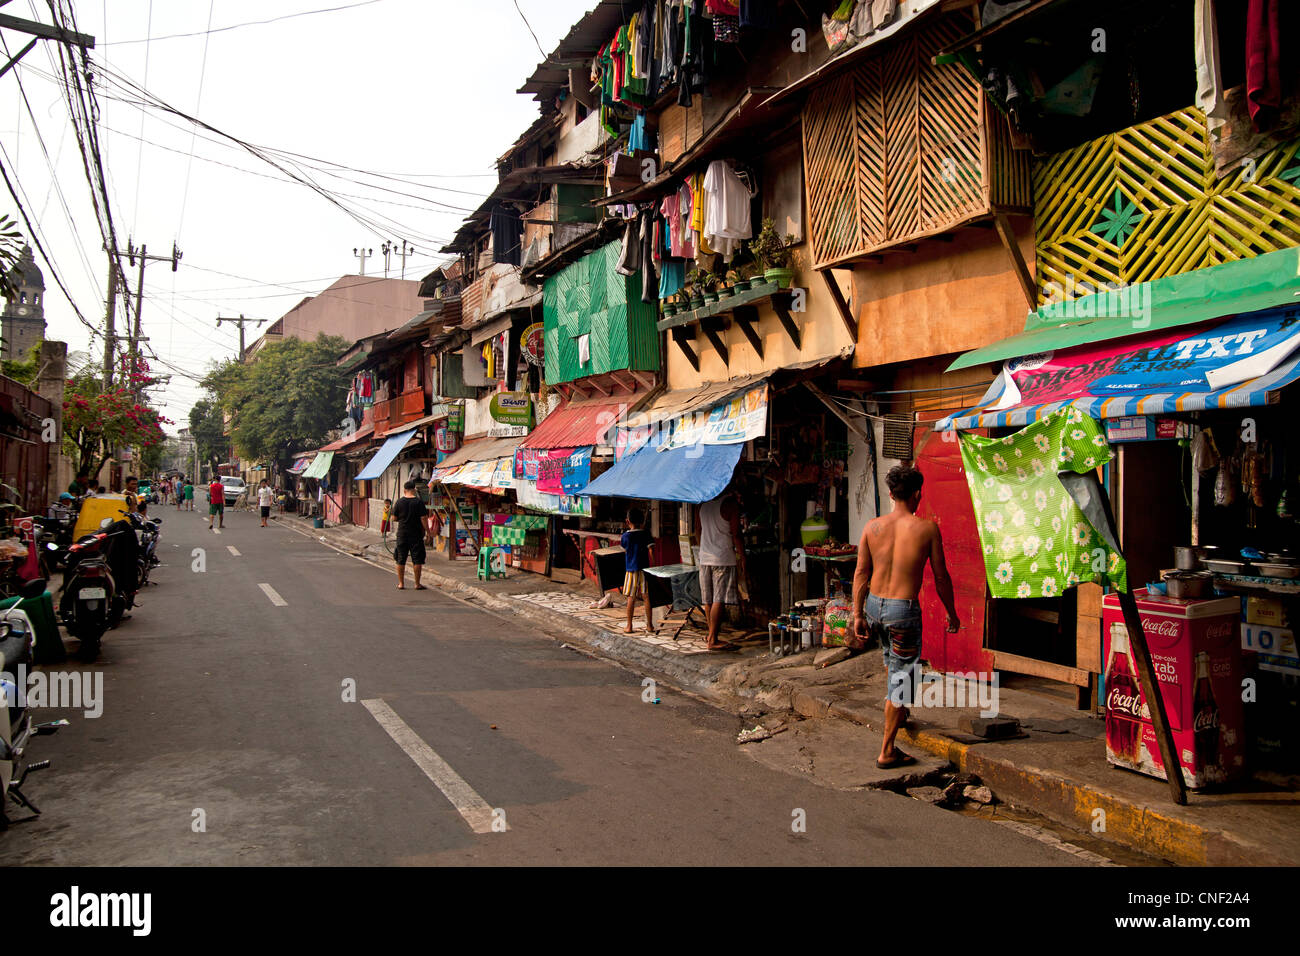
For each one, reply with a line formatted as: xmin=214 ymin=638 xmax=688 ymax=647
xmin=719 ymin=269 xmax=739 ymax=298
xmin=685 ymin=269 xmax=706 ymax=309
xmin=701 ymin=270 xmax=720 ymax=304
xmin=661 ymin=295 xmax=678 ymax=317
xmin=752 ymin=218 xmax=798 ymax=289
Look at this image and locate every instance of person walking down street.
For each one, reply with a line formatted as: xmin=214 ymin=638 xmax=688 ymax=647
xmin=392 ymin=480 xmax=431 ymax=590
xmin=257 ymin=480 xmax=274 ymax=527
xmin=184 ymin=480 xmax=195 ymax=511
xmin=851 ymin=464 xmax=960 ymax=770
xmin=208 ymin=477 xmax=225 ymax=530
xmin=694 ymin=487 xmax=746 ymax=651
xmin=621 ymin=507 xmax=655 ymax=634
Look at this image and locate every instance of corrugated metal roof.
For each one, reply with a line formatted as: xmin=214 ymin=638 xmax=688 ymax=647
xmin=436 ymin=435 xmax=526 ymax=469
xmin=317 ymin=422 xmax=374 ymax=453
xmin=521 ymin=392 xmax=649 ymax=450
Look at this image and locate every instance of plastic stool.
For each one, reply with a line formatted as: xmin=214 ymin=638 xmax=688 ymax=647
xmin=477 ymin=546 xmax=506 ymax=581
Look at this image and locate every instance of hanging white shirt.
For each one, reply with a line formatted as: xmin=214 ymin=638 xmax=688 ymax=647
xmin=703 ymin=160 xmax=754 ymax=261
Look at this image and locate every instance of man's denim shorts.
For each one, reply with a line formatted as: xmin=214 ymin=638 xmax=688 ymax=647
xmin=865 ymin=594 xmax=922 ymax=707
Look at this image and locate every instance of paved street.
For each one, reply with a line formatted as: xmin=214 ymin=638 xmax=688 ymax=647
xmin=0 ymin=507 xmax=1084 ymax=866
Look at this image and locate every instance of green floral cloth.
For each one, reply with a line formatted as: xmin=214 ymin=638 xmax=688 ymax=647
xmin=959 ymin=407 xmax=1127 ymax=599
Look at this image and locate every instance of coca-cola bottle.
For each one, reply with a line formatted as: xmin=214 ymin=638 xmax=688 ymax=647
xmin=1193 ymin=651 xmax=1222 ymax=782
xmin=1105 ymin=622 xmax=1143 ymax=763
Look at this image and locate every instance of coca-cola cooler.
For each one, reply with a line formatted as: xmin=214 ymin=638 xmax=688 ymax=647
xmin=1101 ymin=589 xmax=1244 ymax=788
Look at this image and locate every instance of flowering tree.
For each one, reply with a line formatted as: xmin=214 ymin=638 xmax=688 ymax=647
xmin=63 ymin=357 xmax=172 ymax=478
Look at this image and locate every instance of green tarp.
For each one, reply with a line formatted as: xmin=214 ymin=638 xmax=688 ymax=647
xmin=302 ymin=451 xmax=334 ymax=480
xmin=948 ymin=247 xmax=1300 ymax=371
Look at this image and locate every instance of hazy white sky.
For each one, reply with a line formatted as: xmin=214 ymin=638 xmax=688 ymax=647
xmin=1 ymin=0 xmax=597 ymax=430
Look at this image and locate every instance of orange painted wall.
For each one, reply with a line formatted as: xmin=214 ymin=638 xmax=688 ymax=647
xmin=852 ymin=218 xmax=1035 ymax=369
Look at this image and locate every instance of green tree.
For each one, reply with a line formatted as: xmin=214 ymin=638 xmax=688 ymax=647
xmin=62 ymin=357 xmax=171 ymax=477
xmin=200 ymin=334 xmax=350 ymax=463
xmin=189 ymin=398 xmax=228 ymax=478
xmin=0 ymin=338 xmax=40 ymax=386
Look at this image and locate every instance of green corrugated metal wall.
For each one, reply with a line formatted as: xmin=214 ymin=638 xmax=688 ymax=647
xmin=543 ymin=240 xmax=660 ymax=385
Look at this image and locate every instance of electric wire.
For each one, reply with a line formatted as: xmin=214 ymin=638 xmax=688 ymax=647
xmin=101 ymin=0 xmax=389 ymax=46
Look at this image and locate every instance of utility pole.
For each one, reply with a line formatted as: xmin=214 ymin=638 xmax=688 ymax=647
xmin=125 ymin=238 xmax=182 ymax=401
xmin=216 ymin=314 xmax=267 ymax=361
xmin=399 ymin=240 xmax=413 ymax=278
xmin=353 ymin=246 xmax=373 ymax=276
xmin=102 ymin=253 xmax=117 ymax=389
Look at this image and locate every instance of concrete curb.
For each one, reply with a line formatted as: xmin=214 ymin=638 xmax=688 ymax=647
xmin=788 ymin=689 xmax=1289 ymax=867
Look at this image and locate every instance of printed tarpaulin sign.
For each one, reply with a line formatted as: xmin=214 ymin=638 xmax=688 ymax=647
xmin=560 ymin=448 xmax=592 ymax=493
xmin=941 ymin=308 xmax=1300 ymax=430
xmin=490 ymin=458 xmax=515 ymax=490
xmin=960 ymin=407 xmax=1127 ymax=600
xmin=536 ymin=447 xmax=590 ymax=495
xmin=663 ymin=384 xmax=769 ymax=450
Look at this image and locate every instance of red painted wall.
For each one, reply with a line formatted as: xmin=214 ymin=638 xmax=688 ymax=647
xmin=914 ymin=426 xmax=993 ymax=675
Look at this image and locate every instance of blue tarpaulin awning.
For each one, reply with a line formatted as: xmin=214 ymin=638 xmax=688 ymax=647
xmin=577 ymin=441 xmax=743 ymax=503
xmin=356 ymin=428 xmax=417 ymax=480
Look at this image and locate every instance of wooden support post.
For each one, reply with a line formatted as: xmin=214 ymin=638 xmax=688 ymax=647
xmin=819 ymin=268 xmax=858 ymax=341
xmin=1090 ymin=475 xmax=1188 ymax=805
xmin=733 ymin=304 xmax=764 ymax=358
xmin=700 ymin=317 xmax=729 ymax=366
xmin=804 ymin=381 xmax=868 ymax=442
xmin=671 ymin=327 xmax=700 ymax=371
xmin=992 ymin=210 xmax=1037 ymax=309
xmin=770 ymin=292 xmax=802 ymax=349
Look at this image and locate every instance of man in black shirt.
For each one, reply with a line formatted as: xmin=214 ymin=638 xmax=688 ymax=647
xmin=392 ymin=479 xmax=431 ymax=590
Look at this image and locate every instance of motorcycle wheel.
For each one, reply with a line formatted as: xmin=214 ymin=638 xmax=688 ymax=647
xmin=72 ymin=617 xmax=105 ymax=662
xmin=108 ymin=593 xmax=126 ymax=627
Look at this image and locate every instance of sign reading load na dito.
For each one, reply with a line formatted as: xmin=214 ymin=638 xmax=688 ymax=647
xmin=489 ymin=391 xmax=534 ymax=426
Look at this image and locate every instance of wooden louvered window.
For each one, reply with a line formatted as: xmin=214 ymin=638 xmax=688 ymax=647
xmin=801 ymin=10 xmax=1030 ymax=270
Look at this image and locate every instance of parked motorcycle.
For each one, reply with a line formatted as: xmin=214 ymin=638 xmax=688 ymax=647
xmin=1 ymin=580 xmax=67 ymax=829
xmin=127 ymin=512 xmax=162 ymax=587
xmin=59 ymin=518 xmax=140 ymax=661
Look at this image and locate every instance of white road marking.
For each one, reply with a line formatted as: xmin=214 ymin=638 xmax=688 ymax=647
xmin=258 ymin=583 xmax=287 ymax=606
xmin=361 ymin=697 xmax=505 ymax=835
xmin=227 ymin=546 xmax=241 ymax=556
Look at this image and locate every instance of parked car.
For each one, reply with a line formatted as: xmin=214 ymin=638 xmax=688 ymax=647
xmin=218 ymin=476 xmax=247 ymax=506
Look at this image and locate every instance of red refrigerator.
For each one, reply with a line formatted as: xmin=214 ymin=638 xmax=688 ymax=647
xmin=1102 ymin=589 xmax=1244 ymax=788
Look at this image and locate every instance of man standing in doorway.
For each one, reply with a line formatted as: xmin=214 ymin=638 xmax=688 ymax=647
xmin=392 ymin=479 xmax=431 ymax=590
xmin=852 ymin=464 xmax=960 ymax=769
xmin=694 ymin=487 xmax=746 ymax=651
xmin=208 ymin=477 xmax=225 ymax=530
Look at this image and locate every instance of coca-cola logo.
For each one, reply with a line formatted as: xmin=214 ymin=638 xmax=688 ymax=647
xmin=1194 ymin=709 xmax=1219 ymax=732
xmin=1107 ymin=687 xmax=1149 ymax=720
xmin=1206 ymin=622 xmax=1233 ymax=640
xmin=1142 ymin=619 xmax=1182 ymax=637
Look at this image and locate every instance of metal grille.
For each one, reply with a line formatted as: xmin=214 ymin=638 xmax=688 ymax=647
xmin=881 ymin=414 xmax=914 ymax=461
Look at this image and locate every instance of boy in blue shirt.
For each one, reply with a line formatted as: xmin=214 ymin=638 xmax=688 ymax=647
xmin=621 ymin=506 xmax=654 ymax=634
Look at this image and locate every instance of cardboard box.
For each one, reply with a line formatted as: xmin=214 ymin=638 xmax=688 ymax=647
xmin=1246 ymin=596 xmax=1289 ymax=628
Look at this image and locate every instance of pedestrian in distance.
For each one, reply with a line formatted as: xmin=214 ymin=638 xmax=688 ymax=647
xmin=380 ymin=498 xmax=392 ymax=535
xmin=176 ymin=478 xmax=185 ymax=510
xmin=621 ymin=507 xmax=655 ymax=634
xmin=257 ymin=479 xmax=274 ymax=527
xmin=851 ymin=464 xmax=961 ymax=770
xmin=694 ymin=486 xmax=746 ymax=651
xmin=207 ymin=477 xmax=225 ymax=530
xmin=183 ymin=480 xmax=194 ymax=511
xmin=392 ymin=479 xmax=431 ymax=591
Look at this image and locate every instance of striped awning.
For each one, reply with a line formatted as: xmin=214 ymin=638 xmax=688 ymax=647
xmin=940 ymin=349 xmax=1300 ymax=431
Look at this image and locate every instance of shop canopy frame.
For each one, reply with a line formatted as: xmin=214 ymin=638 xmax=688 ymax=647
xmin=937 ymin=306 xmax=1300 ymax=431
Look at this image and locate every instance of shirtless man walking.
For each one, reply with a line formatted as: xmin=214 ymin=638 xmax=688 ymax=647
xmin=851 ymin=464 xmax=960 ymax=769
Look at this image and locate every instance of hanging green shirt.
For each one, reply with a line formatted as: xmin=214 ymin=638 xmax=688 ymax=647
xmin=959 ymin=407 xmax=1127 ymax=600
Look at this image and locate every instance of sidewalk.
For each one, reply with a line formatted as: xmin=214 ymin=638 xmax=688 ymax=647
xmin=282 ymin=514 xmax=1300 ymax=866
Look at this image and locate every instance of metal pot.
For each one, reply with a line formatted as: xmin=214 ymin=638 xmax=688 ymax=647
xmin=1174 ymin=546 xmax=1202 ymax=570
xmin=1163 ymin=570 xmax=1213 ymax=598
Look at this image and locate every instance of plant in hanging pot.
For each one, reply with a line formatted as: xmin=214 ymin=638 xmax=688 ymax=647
xmin=685 ymin=269 xmax=706 ymax=310
xmin=752 ymin=218 xmax=798 ymax=289
xmin=719 ymin=269 xmax=740 ymax=297
xmin=661 ymin=296 xmax=678 ymax=317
